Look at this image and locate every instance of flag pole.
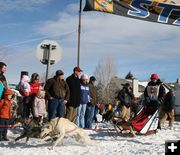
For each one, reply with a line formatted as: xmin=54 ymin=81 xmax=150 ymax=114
xmin=77 ymin=0 xmax=82 ymax=67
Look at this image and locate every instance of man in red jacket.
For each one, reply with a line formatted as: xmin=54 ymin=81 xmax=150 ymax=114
xmin=0 ymin=89 xmax=14 ymax=141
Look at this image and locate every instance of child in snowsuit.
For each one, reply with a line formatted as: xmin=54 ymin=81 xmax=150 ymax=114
xmin=18 ymin=75 xmax=31 ymax=96
xmin=33 ymin=90 xmax=47 ymax=125
xmin=0 ymin=89 xmax=14 ymax=141
xmin=18 ymin=75 xmax=32 ymax=118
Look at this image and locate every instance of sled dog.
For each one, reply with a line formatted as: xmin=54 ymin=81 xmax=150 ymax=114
xmin=40 ymin=117 xmax=96 ymax=150
xmin=14 ymin=118 xmax=42 ymax=142
xmin=15 ymin=126 xmax=41 ymax=142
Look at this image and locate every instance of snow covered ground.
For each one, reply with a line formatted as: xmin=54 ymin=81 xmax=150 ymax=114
xmin=0 ymin=119 xmax=180 ymax=155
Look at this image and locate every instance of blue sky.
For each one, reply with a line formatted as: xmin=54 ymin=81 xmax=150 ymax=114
xmin=0 ymin=0 xmax=180 ymax=84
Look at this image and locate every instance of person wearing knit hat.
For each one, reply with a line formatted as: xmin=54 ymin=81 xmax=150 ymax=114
xmin=150 ymin=73 xmax=159 ymax=81
xmin=144 ymin=73 xmax=165 ymax=107
xmin=0 ymin=89 xmax=14 ymax=141
xmin=144 ymin=73 xmax=166 ymax=129
xmin=18 ymin=75 xmax=31 ymax=96
xmin=85 ymin=76 xmax=98 ymax=128
xmin=90 ymin=76 xmax=96 ymax=82
xmin=44 ymin=69 xmax=70 ymax=121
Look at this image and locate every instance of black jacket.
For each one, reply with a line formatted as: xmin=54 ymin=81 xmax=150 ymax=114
xmin=163 ymin=91 xmax=175 ymax=112
xmin=118 ymin=87 xmax=134 ymax=108
xmin=66 ymin=74 xmax=81 ymax=108
xmin=144 ymin=80 xmax=166 ymax=104
xmin=0 ymin=71 xmax=7 ymax=89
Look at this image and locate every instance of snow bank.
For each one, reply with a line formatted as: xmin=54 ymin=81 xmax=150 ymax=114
xmin=0 ymin=122 xmax=179 ymax=155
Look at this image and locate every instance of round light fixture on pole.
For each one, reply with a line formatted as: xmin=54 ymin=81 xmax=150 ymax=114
xmin=36 ymin=40 xmax=62 ymax=81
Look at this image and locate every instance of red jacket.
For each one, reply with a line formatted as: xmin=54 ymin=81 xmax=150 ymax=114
xmin=30 ymin=82 xmax=42 ymax=97
xmin=0 ymin=99 xmax=12 ymax=119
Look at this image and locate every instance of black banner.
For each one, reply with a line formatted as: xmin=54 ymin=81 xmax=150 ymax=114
xmin=83 ymin=0 xmax=180 ymax=26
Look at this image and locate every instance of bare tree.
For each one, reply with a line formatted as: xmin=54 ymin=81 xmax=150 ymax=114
xmin=0 ymin=46 xmax=8 ymax=62
xmin=94 ymin=56 xmax=117 ymax=88
xmin=94 ymin=56 xmax=117 ymax=103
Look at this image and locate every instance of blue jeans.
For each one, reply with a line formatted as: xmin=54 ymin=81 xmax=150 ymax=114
xmin=76 ymin=103 xmax=87 ymax=128
xmin=85 ymin=103 xmax=95 ymax=129
xmin=48 ymin=98 xmax=64 ymax=120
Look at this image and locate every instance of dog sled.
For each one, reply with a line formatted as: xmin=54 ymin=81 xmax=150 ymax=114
xmin=112 ymin=105 xmax=159 ymax=136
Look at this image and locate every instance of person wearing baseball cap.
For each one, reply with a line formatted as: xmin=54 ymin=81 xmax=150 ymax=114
xmin=73 ymin=66 xmax=83 ymax=73
xmin=65 ymin=67 xmax=83 ymax=122
xmin=44 ymin=69 xmax=70 ymax=121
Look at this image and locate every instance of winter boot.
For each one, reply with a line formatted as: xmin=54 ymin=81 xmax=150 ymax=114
xmin=2 ymin=132 xmax=9 ymax=141
xmin=157 ymin=121 xmax=161 ymax=130
xmin=0 ymin=132 xmax=3 ymax=141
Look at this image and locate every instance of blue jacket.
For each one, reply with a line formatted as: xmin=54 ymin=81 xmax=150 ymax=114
xmin=80 ymin=84 xmax=90 ymax=104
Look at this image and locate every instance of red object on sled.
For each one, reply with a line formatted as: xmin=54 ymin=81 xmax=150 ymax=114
xmin=131 ymin=110 xmax=149 ymax=132
xmin=131 ymin=106 xmax=159 ymax=134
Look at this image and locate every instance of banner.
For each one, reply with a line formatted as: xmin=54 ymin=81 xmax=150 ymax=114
xmin=83 ymin=0 xmax=180 ymax=26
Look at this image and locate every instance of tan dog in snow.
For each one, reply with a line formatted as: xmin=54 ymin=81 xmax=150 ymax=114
xmin=40 ymin=117 xmax=97 ymax=150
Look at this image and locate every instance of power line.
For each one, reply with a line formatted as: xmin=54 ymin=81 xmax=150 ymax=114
xmin=0 ymin=29 xmax=77 ymax=49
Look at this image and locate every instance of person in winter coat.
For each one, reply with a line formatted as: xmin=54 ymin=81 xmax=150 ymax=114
xmin=44 ymin=70 xmax=70 ymax=121
xmin=18 ymin=74 xmax=32 ymax=119
xmin=144 ymin=73 xmax=166 ymax=108
xmin=76 ymin=74 xmax=90 ymax=128
xmin=0 ymin=62 xmax=7 ymax=90
xmin=0 ymin=62 xmax=8 ymax=99
xmin=0 ymin=81 xmax=4 ymax=99
xmin=85 ymin=76 xmax=98 ymax=128
xmin=160 ymin=89 xmax=175 ymax=129
xmin=117 ymin=83 xmax=134 ymax=121
xmin=30 ymin=73 xmax=42 ymax=98
xmin=65 ymin=67 xmax=82 ymax=122
xmin=0 ymin=89 xmax=14 ymax=141
xmin=29 ymin=73 xmax=42 ymax=118
xmin=18 ymin=75 xmax=31 ymax=96
xmin=144 ymin=73 xmax=166 ymax=129
xmin=33 ymin=90 xmax=47 ymax=125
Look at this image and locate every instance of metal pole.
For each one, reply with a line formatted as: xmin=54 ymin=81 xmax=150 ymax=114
xmin=77 ymin=0 xmax=82 ymax=67
xmin=45 ymin=44 xmax=51 ymax=82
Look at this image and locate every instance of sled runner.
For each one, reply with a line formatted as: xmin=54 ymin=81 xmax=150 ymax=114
xmin=112 ymin=106 xmax=159 ymax=135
